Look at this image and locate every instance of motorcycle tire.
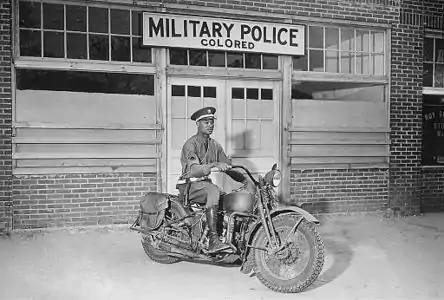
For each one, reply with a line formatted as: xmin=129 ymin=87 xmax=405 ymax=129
xmin=141 ymin=199 xmax=187 ymax=264
xmin=252 ymin=213 xmax=325 ymax=293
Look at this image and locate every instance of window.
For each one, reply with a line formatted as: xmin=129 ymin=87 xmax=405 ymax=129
xmin=423 ymin=94 xmax=444 ymax=165
xmin=18 ymin=0 xmax=152 ymax=63
xmin=169 ymin=48 xmax=278 ymax=70
xmin=292 ymin=25 xmax=386 ymax=76
xmin=424 ymin=37 xmax=444 ymax=88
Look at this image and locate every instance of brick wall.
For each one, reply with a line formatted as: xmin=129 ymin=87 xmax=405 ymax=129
xmin=388 ymin=0 xmax=424 ymax=214
xmin=0 ymin=0 xmax=12 ymax=234
xmin=290 ymin=169 xmax=389 ymax=213
xmin=12 ymin=173 xmax=157 ymax=229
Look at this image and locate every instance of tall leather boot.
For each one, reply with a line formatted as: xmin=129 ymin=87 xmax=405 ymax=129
xmin=206 ymin=205 xmax=230 ymax=253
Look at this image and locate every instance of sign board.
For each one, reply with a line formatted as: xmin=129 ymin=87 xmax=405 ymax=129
xmin=423 ymin=95 xmax=444 ymax=165
xmin=142 ymin=13 xmax=305 ymax=56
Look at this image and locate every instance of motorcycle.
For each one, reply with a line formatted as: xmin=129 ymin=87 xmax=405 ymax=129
xmin=130 ymin=164 xmax=325 ymax=293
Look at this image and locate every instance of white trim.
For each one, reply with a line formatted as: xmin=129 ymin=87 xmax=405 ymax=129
xmin=196 ymin=114 xmax=216 ymax=122
xmin=14 ymin=58 xmax=156 ymax=74
xmin=423 ymin=87 xmax=444 ymax=95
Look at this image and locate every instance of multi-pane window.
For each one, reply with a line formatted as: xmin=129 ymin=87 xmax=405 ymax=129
xmin=293 ymin=25 xmax=386 ymax=75
xmin=424 ymin=37 xmax=444 ymax=88
xmin=18 ymin=0 xmax=152 ymax=63
xmin=423 ymin=94 xmax=444 ymax=165
xmin=169 ymin=48 xmax=279 ymax=70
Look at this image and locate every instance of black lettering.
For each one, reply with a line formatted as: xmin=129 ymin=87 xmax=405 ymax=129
xmin=223 ymin=23 xmax=234 ymax=38
xmin=189 ymin=20 xmax=200 ymax=37
xmin=201 ymin=39 xmax=208 ymax=46
xmin=165 ymin=18 xmax=170 ymax=37
xmin=263 ymin=27 xmax=272 ymax=43
xmin=234 ymin=40 xmax=241 ymax=48
xmin=289 ymin=28 xmax=298 ymax=47
xmin=251 ymin=26 xmax=262 ymax=42
xmin=225 ymin=39 xmax=233 ymax=47
xmin=209 ymin=39 xmax=216 ymax=46
xmin=248 ymin=42 xmax=254 ymax=49
xmin=278 ymin=28 xmax=288 ymax=45
xmin=200 ymin=21 xmax=211 ymax=37
xmin=212 ymin=22 xmax=223 ymax=37
xmin=273 ymin=27 xmax=277 ymax=44
xmin=149 ymin=17 xmax=164 ymax=37
xmin=171 ymin=19 xmax=181 ymax=37
xmin=242 ymin=41 xmax=247 ymax=48
xmin=183 ymin=20 xmax=188 ymax=37
xmin=241 ymin=25 xmax=251 ymax=39
xmin=217 ymin=39 xmax=223 ymax=47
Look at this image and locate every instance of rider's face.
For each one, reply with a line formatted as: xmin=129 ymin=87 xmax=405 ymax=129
xmin=197 ymin=118 xmax=215 ymax=136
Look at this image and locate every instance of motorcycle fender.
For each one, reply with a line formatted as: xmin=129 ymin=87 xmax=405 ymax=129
xmin=245 ymin=206 xmax=319 ymax=250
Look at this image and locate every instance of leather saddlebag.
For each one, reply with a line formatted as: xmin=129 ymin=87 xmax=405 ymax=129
xmin=139 ymin=192 xmax=169 ymax=230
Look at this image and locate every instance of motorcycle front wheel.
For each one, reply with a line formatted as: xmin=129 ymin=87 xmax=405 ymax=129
xmin=252 ymin=214 xmax=325 ymax=293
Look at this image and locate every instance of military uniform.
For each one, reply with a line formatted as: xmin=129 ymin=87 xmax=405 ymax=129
xmin=178 ymin=106 xmax=231 ymax=253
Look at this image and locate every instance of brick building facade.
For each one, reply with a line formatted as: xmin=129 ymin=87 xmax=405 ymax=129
xmin=0 ymin=0 xmax=443 ymax=233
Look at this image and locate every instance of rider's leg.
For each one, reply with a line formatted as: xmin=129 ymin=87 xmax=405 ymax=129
xmin=188 ymin=181 xmax=230 ymax=253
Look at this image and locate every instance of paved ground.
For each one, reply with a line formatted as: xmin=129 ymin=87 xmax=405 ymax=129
xmin=1 ymin=212 xmax=443 ymax=300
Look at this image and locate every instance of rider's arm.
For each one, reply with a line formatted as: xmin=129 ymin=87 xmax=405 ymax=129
xmin=182 ymin=142 xmax=212 ymax=178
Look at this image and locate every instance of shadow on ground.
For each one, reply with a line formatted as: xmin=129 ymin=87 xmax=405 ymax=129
xmin=306 ymin=235 xmax=354 ymax=291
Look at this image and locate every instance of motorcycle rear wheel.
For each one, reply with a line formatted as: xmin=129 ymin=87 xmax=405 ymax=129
xmin=252 ymin=214 xmax=324 ymax=293
xmin=141 ymin=199 xmax=187 ymax=264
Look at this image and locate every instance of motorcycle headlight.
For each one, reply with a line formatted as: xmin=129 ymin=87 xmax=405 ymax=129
xmin=264 ymin=170 xmax=282 ymax=187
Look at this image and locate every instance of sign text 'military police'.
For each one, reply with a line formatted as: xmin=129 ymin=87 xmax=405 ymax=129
xmin=142 ymin=13 xmax=305 ymax=55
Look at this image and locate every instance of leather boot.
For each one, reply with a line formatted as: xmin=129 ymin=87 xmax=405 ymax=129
xmin=206 ymin=206 xmax=230 ymax=253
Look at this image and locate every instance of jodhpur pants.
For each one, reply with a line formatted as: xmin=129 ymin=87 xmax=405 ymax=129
xmin=188 ymin=181 xmax=222 ymax=208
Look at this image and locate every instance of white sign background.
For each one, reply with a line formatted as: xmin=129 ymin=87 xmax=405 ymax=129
xmin=142 ymin=13 xmax=305 ymax=56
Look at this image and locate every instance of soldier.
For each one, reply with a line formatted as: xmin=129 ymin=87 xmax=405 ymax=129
xmin=179 ymin=106 xmax=232 ymax=253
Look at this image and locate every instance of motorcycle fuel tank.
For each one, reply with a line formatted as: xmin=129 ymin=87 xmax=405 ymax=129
xmin=222 ymin=191 xmax=254 ymax=213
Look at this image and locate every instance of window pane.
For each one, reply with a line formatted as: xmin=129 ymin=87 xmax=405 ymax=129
xmin=43 ymin=3 xmax=64 ymax=30
xmin=372 ymin=31 xmax=384 ymax=53
xmin=43 ymin=31 xmax=64 ymax=58
xmin=89 ymin=34 xmax=109 ymax=60
xmin=227 ymin=52 xmax=243 ymax=68
xmin=372 ymin=54 xmax=384 ymax=75
xmin=204 ymin=87 xmax=216 ymax=98
xmin=423 ymin=63 xmax=433 ymax=87
xmin=435 ymin=65 xmax=444 ymax=88
xmin=309 ymin=26 xmax=323 ymax=48
xmin=293 ymin=55 xmax=307 ymax=71
xmin=232 ymin=88 xmax=244 ymax=99
xmin=356 ymin=53 xmax=370 ymax=74
xmin=356 ymin=30 xmax=369 ymax=52
xmin=261 ymin=89 xmax=273 ymax=100
xmin=19 ymin=30 xmax=41 ymax=57
xmin=132 ymin=37 xmax=151 ymax=63
xmin=170 ymin=48 xmax=187 ymax=65
xmin=19 ymin=1 xmax=41 ymax=28
xmin=111 ymin=9 xmax=130 ymax=35
xmin=208 ymin=51 xmax=225 ymax=67
xmin=172 ymin=85 xmax=185 ymax=96
xmin=435 ymin=39 xmax=444 ymax=63
xmin=246 ymin=88 xmax=259 ymax=100
xmin=341 ymin=28 xmax=354 ymax=51
xmin=424 ymin=38 xmax=434 ymax=62
xmin=66 ymin=5 xmax=86 ymax=32
xmin=309 ymin=49 xmax=324 ymax=72
xmin=67 ymin=33 xmax=87 ymax=59
xmin=111 ymin=36 xmax=130 ymax=61
xmin=89 ymin=7 xmax=108 ymax=33
xmin=132 ymin=11 xmax=141 ymax=36
xmin=341 ymin=52 xmax=354 ymax=73
xmin=326 ymin=28 xmax=339 ymax=50
xmin=189 ymin=50 xmax=207 ymax=66
xmin=245 ymin=53 xmax=261 ymax=69
xmin=188 ymin=86 xmax=201 ymax=97
xmin=16 ymin=69 xmax=154 ymax=95
xmin=263 ymin=55 xmax=278 ymax=70
xmin=325 ymin=50 xmax=339 ymax=73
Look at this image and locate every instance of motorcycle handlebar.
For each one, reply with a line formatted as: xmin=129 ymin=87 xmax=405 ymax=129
xmin=210 ymin=165 xmax=258 ymax=185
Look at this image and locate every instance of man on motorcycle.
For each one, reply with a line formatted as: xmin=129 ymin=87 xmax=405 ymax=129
xmin=179 ymin=106 xmax=233 ymax=253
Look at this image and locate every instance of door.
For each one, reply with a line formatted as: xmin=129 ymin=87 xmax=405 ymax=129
xmin=166 ymin=78 xmax=226 ymax=193
xmin=225 ymin=80 xmax=281 ymax=191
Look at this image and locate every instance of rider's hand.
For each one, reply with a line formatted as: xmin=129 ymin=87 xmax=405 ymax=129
xmin=214 ymin=162 xmax=231 ymax=172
